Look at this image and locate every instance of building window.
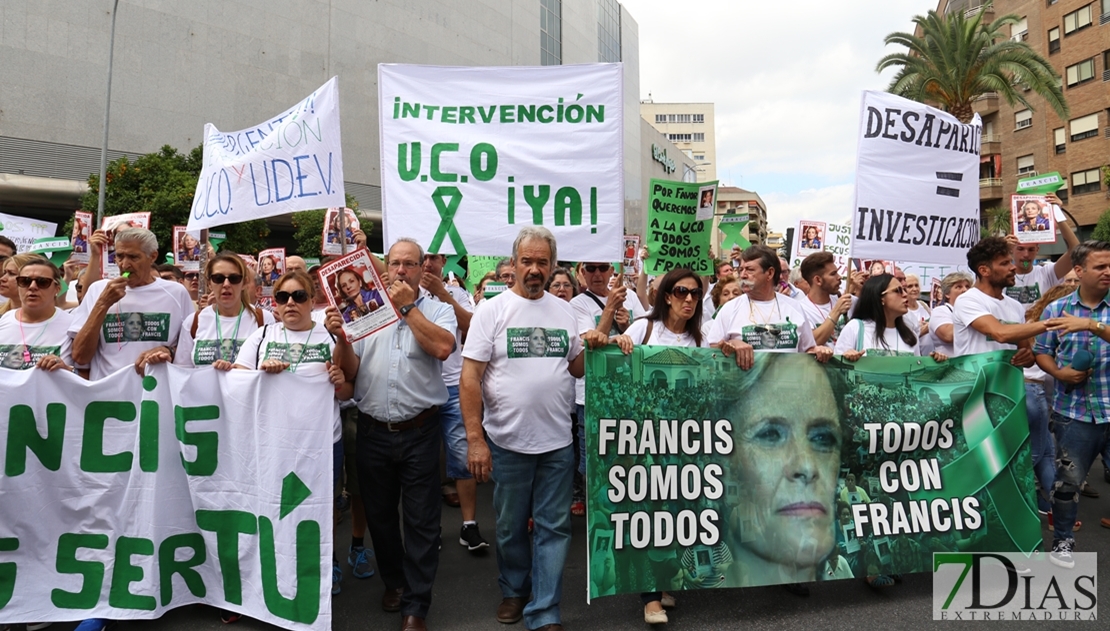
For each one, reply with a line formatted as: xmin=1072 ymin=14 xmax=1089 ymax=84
xmin=1015 ymin=109 xmax=1032 ymax=129
xmin=1048 ymin=27 xmax=1060 ymax=53
xmin=655 ymin=114 xmax=666 ymax=124
xmin=1017 ymin=154 xmax=1036 ymax=176
xmin=1070 ymin=113 xmax=1100 ymax=141
xmin=692 ymin=114 xmax=705 ymax=123
xmin=1066 ymin=58 xmax=1096 ymax=87
xmin=667 ymin=133 xmax=692 ymax=143
xmin=1011 ymin=17 xmax=1028 ymax=40
xmin=1054 ymin=127 xmax=1067 ymax=153
xmin=692 ymin=132 xmax=705 ymax=142
xmin=693 ymin=154 xmax=705 ymax=160
xmin=1072 ymin=168 xmax=1102 ymax=195
xmin=1063 ymin=5 xmax=1092 ymax=35
xmin=597 ymin=0 xmax=621 ymax=63
xmin=540 ymin=0 xmax=562 ymax=66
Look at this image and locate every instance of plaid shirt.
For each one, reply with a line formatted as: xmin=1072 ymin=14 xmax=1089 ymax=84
xmin=1033 ymin=291 xmax=1110 ymax=423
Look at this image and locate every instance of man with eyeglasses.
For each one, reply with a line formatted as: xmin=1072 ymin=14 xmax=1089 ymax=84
xmin=328 ymin=237 xmax=457 ymax=631
xmin=494 ymin=258 xmax=516 ymax=289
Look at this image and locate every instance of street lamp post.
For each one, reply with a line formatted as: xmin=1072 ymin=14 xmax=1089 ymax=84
xmin=96 ymin=0 xmax=121 ymax=226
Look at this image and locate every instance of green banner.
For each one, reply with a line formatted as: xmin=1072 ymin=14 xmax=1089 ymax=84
xmin=1016 ymin=172 xmax=1065 ymax=196
xmin=584 ymin=349 xmax=1038 ymax=598
xmin=645 ymin=179 xmax=716 ymax=276
xmin=467 ymin=255 xmax=505 ymax=292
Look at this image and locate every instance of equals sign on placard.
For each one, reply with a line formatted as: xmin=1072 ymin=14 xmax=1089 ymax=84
xmin=935 ymin=172 xmax=962 ymax=197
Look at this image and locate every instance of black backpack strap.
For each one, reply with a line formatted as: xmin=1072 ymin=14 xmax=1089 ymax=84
xmin=255 ymin=324 xmax=270 ymax=367
xmin=644 ymin=319 xmax=654 ymax=344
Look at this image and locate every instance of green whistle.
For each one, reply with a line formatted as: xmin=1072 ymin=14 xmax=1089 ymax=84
xmin=121 ymin=272 xmax=130 ymax=278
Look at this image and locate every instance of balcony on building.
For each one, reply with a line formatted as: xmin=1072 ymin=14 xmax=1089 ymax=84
xmin=980 ymin=132 xmax=1001 ymax=156
xmin=972 ymin=93 xmax=999 ymax=117
xmin=979 ymin=176 xmax=1003 ymax=200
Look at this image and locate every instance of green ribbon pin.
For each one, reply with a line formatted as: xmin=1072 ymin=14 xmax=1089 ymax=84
xmin=909 ymin=359 xmax=1041 ymax=553
xmin=718 ymin=220 xmax=750 ymax=251
xmin=428 ymin=186 xmax=467 ymax=255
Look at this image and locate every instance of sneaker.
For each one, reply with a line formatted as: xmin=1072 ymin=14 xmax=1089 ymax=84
xmin=459 ymin=523 xmax=490 ymax=552
xmin=74 ymin=620 xmax=112 ymax=631
xmin=1049 ymin=539 xmax=1075 ymax=569
xmin=332 ymin=561 xmax=342 ymax=595
xmin=570 ymin=500 xmax=586 ymax=516
xmin=219 ymin=609 xmax=243 ymax=624
xmin=348 ymin=545 xmax=376 ymax=579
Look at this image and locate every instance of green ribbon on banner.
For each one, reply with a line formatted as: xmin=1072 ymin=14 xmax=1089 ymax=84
xmin=909 ymin=359 xmax=1041 ymax=553
xmin=429 ymin=186 xmax=467 ymax=255
xmin=444 ymin=255 xmax=467 ymax=281
xmin=718 ymin=220 xmax=750 ymax=251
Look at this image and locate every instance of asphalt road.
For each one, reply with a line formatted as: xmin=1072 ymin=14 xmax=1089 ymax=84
xmin=17 ymin=462 xmax=1110 ymax=631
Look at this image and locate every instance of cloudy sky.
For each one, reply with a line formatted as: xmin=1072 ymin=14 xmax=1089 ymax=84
xmin=621 ymin=0 xmax=936 ymax=234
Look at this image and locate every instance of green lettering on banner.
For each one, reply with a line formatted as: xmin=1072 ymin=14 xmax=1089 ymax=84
xmin=81 ymin=401 xmax=136 ymax=473
xmin=175 ymin=405 xmax=221 ymax=476
xmin=195 ymin=510 xmax=257 ymax=605
xmin=5 ymin=402 xmax=66 ymax=476
xmin=259 ymin=516 xmax=320 ymax=624
xmin=109 ymin=536 xmax=156 ymax=611
xmin=52 ymin=533 xmax=108 ymax=609
xmin=0 ymin=537 xmax=17 ymax=608
xmin=158 ymin=533 xmax=208 ymax=606
xmin=139 ymin=400 xmax=159 ymax=473
xmin=645 ymin=178 xmax=716 ymax=276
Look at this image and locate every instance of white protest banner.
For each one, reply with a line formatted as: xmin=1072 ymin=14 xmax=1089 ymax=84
xmin=316 ymin=249 xmax=398 ymax=342
xmin=851 ymin=91 xmax=981 ymax=266
xmin=378 ymin=63 xmax=624 ymax=260
xmin=790 ymin=221 xmax=852 ymax=274
xmin=0 ymin=364 xmax=333 ymax=630
xmin=0 ymin=212 xmax=58 ymax=254
xmin=188 ymin=77 xmax=345 ymax=231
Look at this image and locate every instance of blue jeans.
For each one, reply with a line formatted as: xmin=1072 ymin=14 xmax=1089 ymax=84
xmin=489 ymin=439 xmax=574 ymax=629
xmin=575 ymin=404 xmax=586 ymax=476
xmin=1024 ymin=382 xmax=1055 ymax=512
xmin=441 ymin=385 xmax=471 ymax=480
xmin=1050 ymin=412 xmax=1110 ymax=543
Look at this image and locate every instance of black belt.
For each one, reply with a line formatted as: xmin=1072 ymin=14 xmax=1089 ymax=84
xmin=366 ymin=406 xmax=439 ymax=432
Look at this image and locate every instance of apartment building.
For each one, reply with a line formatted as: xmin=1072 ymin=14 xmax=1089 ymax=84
xmin=640 ymin=101 xmax=717 ymax=182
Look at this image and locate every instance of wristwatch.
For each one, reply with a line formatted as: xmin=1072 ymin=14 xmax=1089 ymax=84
xmin=1093 ymin=320 xmax=1105 ymax=334
xmin=399 ymin=303 xmax=417 ymax=317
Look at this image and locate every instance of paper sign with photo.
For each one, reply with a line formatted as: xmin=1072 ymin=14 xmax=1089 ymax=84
xmin=173 ymin=226 xmax=203 ymax=272
xmin=797 ymin=221 xmax=827 ymax=254
xmin=100 ymin=212 xmax=152 ymax=278
xmin=929 ymin=278 xmax=944 ymax=309
xmin=321 ymin=207 xmax=361 ymax=256
xmin=317 ymin=249 xmax=398 ymax=342
xmin=696 ymin=185 xmax=717 ymax=221
xmin=622 ymin=235 xmax=640 ymax=282
xmin=850 ymin=258 xmax=895 ymax=277
xmin=257 ymin=248 xmax=286 ymax=297
xmin=1011 ymin=195 xmax=1055 ymax=244
xmin=71 ymin=211 xmax=93 ymax=263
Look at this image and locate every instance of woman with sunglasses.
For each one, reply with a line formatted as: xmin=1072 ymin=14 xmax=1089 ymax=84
xmin=834 ymin=273 xmax=947 ymax=361
xmin=0 ymin=257 xmax=82 ymax=374
xmin=233 ymin=269 xmax=352 ymax=596
xmin=174 ymin=253 xmax=273 ymax=370
xmin=1 ymin=253 xmax=49 ymax=317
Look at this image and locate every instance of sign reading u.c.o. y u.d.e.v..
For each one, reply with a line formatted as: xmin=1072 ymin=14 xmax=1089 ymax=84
xmin=851 ymin=90 xmax=981 ymax=267
xmin=187 ymin=77 xmax=346 ymax=231
xmin=378 ymin=63 xmax=624 ymax=261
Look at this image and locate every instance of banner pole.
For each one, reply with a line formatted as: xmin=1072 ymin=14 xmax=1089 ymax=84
xmin=198 ymin=229 xmax=209 ymax=297
xmin=338 ymin=208 xmax=348 ymax=256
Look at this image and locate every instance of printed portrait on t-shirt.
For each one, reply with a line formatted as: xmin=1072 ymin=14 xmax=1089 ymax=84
xmin=193 ymin=339 xmax=242 ymax=365
xmin=263 ymin=341 xmax=330 ymax=365
xmin=102 ymin=312 xmax=171 ymax=343
xmin=740 ymin=322 xmax=798 ymax=350
xmin=0 ymin=344 xmax=60 ymax=370
xmin=506 ymin=327 xmax=570 ymax=358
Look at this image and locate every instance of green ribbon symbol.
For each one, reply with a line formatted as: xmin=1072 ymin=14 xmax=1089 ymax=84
xmin=429 ymin=186 xmax=467 ymax=255
xmin=718 ymin=220 xmax=750 ymax=251
xmin=444 ymin=255 xmax=467 ymax=279
xmin=909 ymin=359 xmax=1041 ymax=553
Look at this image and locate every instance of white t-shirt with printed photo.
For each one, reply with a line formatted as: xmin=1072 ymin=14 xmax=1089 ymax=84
xmin=707 ymin=294 xmax=816 ymax=352
xmin=571 ymin=290 xmax=647 ymax=405
xmin=67 ymin=278 xmax=195 ymax=380
xmin=625 ymin=317 xmax=706 ymax=348
xmin=1006 ymin=263 xmax=1060 ymax=308
xmin=463 ymin=290 xmax=583 ymax=454
xmin=834 ymin=319 xmax=921 ymax=357
xmin=0 ymin=309 xmax=77 ymax=370
xmin=952 ymin=287 xmax=1026 ymax=356
xmin=236 ymin=322 xmax=340 ymax=443
xmin=175 ymin=306 xmax=275 ymax=367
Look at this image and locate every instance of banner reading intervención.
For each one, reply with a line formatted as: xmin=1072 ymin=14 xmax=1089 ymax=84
xmin=645 ymin=179 xmax=716 ymax=276
xmin=584 ymin=349 xmax=1038 ymax=599
xmin=852 ymin=91 xmax=981 ymax=266
xmin=0 ymin=365 xmax=334 ymax=630
xmin=188 ymin=77 xmax=345 ymax=231
xmin=378 ymin=63 xmax=624 ymax=260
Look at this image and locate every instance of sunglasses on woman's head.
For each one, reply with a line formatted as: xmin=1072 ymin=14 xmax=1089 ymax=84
xmin=669 ymin=286 xmax=702 ymax=299
xmin=274 ymin=289 xmax=310 ymax=304
xmin=16 ymin=276 xmax=56 ymax=289
xmin=209 ymin=273 xmax=243 ymax=285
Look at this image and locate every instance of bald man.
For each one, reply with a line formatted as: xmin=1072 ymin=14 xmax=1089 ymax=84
xmin=287 ymin=256 xmax=307 ymax=274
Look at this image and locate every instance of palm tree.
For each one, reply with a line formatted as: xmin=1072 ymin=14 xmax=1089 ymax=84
xmin=877 ymin=5 xmax=1068 ymax=124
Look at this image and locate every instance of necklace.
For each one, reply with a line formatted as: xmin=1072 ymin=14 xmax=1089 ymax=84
xmin=213 ymin=305 xmax=244 ymax=362
xmin=280 ymin=322 xmax=315 ymax=373
xmin=748 ymin=295 xmax=781 ymax=325
xmin=16 ymin=309 xmax=50 ymax=364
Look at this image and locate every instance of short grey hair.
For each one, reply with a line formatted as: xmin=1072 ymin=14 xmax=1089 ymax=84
xmin=114 ymin=227 xmax=158 ymax=256
xmin=939 ymin=271 xmax=973 ymax=296
xmin=495 ymin=257 xmax=512 ymax=273
xmin=788 ymin=267 xmax=804 ymax=285
xmin=512 ymin=226 xmax=557 ymax=263
xmin=389 ymin=237 xmax=425 ymax=260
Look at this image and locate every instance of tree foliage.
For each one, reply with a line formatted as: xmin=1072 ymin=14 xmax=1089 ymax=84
xmin=877 ymin=5 xmax=1068 ymax=123
xmin=981 ymin=205 xmax=1011 ymax=238
xmin=1091 ymin=208 xmax=1110 ymax=243
xmin=81 ymin=145 xmax=270 ymax=258
xmin=289 ymin=193 xmax=363 ymax=257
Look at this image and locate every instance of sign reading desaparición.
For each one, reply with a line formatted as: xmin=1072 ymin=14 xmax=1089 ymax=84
xmin=584 ymin=349 xmax=1039 ymax=599
xmin=188 ymin=77 xmax=346 ymax=231
xmin=852 ymin=91 xmax=981 ymax=266
xmin=378 ymin=64 xmax=624 ymax=260
xmin=0 ymin=365 xmax=334 ymax=630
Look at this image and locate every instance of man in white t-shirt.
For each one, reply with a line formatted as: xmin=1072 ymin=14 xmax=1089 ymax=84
xmin=461 ymin=227 xmax=586 ymax=630
xmin=1007 ymin=193 xmax=1078 ymax=308
xmin=419 ymin=252 xmax=487 ymax=552
xmin=709 ymin=245 xmax=831 ymax=370
xmin=69 ymin=228 xmax=195 ymax=380
xmin=953 ymin=237 xmax=1057 ymax=361
xmin=799 ymin=251 xmax=853 ymax=348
